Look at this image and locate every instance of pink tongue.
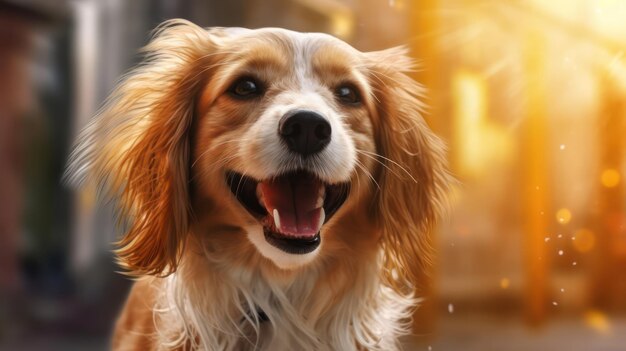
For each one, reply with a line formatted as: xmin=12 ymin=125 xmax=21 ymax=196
xmin=260 ymin=174 xmax=323 ymax=236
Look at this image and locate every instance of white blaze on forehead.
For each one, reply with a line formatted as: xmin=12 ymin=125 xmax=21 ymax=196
xmin=292 ymin=34 xmax=317 ymax=92
xmin=272 ymin=90 xmax=330 ymax=111
xmin=285 ymin=31 xmax=359 ymax=91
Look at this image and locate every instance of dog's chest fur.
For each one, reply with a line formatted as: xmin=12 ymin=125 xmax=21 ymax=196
xmin=143 ymin=252 xmax=414 ymax=351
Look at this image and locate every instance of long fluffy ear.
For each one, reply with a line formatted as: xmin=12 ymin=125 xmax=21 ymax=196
xmin=366 ymin=47 xmax=452 ymax=290
xmin=66 ymin=20 xmax=217 ymax=276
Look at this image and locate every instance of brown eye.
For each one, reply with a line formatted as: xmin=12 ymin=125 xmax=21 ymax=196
xmin=229 ymin=78 xmax=262 ymax=98
xmin=335 ymin=85 xmax=360 ymax=105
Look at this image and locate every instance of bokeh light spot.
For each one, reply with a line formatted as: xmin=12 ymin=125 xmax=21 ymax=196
xmin=584 ymin=310 xmax=612 ymax=335
xmin=601 ymin=169 xmax=620 ymax=188
xmin=556 ymin=208 xmax=572 ymax=224
xmin=573 ymin=228 xmax=596 ymax=253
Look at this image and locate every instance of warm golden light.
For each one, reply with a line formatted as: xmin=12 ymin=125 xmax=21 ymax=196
xmin=296 ymin=0 xmax=354 ymax=39
xmin=573 ymin=228 xmax=596 ymax=253
xmin=584 ymin=310 xmax=612 ymax=335
xmin=601 ymin=169 xmax=621 ymax=188
xmin=529 ymin=0 xmax=626 ymax=43
xmin=556 ymin=208 xmax=572 ymax=225
xmin=6 ymin=0 xmax=626 ymax=348
xmin=453 ymin=70 xmax=513 ymax=177
xmin=330 ymin=12 xmax=354 ymax=39
xmin=388 ymin=0 xmax=406 ymax=11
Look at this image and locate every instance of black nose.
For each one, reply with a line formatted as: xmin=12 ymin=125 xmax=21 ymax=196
xmin=279 ymin=111 xmax=331 ymax=157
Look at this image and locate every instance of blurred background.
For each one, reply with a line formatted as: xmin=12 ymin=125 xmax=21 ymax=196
xmin=1 ymin=0 xmax=626 ymax=350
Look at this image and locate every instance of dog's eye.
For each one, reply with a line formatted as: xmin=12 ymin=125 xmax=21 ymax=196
xmin=229 ymin=78 xmax=262 ymax=98
xmin=335 ymin=85 xmax=361 ymax=105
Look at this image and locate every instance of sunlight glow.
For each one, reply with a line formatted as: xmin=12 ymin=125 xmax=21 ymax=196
xmin=453 ymin=70 xmax=513 ymax=177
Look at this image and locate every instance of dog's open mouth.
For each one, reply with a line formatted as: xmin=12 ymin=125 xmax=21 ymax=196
xmin=226 ymin=170 xmax=349 ymax=255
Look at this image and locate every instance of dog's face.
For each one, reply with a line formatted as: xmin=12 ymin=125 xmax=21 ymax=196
xmin=193 ymin=28 xmax=377 ymax=269
xmin=68 ymin=20 xmax=449 ymax=286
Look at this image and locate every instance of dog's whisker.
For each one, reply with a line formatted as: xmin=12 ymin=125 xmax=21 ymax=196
xmin=354 ymin=159 xmax=380 ymax=191
xmin=367 ymin=69 xmax=406 ymax=90
xmin=191 ymin=148 xmax=218 ymax=169
xmin=191 ymin=135 xmax=262 ymax=169
xmin=235 ymin=169 xmax=249 ymax=200
xmin=357 ymin=149 xmax=418 ymax=184
xmin=189 ymin=153 xmax=239 ymax=184
xmin=191 ymin=143 xmax=239 ymax=169
xmin=193 ymin=157 xmax=238 ymax=183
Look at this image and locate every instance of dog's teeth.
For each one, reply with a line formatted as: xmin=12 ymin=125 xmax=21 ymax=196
xmin=316 ymin=186 xmax=325 ymax=208
xmin=315 ymin=195 xmax=324 ymax=208
xmin=317 ymin=208 xmax=326 ymax=229
xmin=273 ymin=209 xmax=281 ymax=229
xmin=256 ymin=184 xmax=265 ymax=207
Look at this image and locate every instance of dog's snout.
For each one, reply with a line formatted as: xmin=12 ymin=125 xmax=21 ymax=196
xmin=279 ymin=111 xmax=331 ymax=157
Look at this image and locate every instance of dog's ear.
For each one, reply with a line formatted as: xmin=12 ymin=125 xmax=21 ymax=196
xmin=66 ymin=20 xmax=222 ymax=276
xmin=365 ymin=47 xmax=452 ymax=290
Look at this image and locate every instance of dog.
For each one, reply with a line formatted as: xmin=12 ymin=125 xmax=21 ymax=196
xmin=66 ymin=19 xmax=450 ymax=351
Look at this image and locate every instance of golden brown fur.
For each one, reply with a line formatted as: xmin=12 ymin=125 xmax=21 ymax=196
xmin=67 ymin=19 xmax=451 ymax=350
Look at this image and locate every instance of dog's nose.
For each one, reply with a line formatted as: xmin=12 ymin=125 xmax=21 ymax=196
xmin=279 ymin=111 xmax=331 ymax=157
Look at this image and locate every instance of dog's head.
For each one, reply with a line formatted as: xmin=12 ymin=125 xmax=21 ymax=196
xmin=67 ymin=20 xmax=449 ymax=287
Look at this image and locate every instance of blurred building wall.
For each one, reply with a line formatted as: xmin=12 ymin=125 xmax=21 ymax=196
xmin=0 ymin=2 xmax=36 ymax=301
